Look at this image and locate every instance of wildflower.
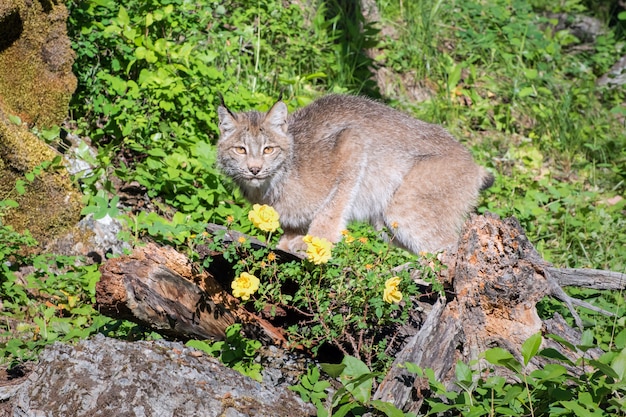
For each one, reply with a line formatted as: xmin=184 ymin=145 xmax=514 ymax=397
xmin=341 ymin=230 xmax=349 ymax=236
xmin=231 ymin=272 xmax=260 ymax=301
xmin=248 ymin=204 xmax=280 ymax=232
xmin=238 ymin=236 xmax=247 ymax=244
xmin=226 ymin=215 xmax=234 ymax=224
xmin=365 ymin=264 xmax=373 ymax=270
xmin=267 ymin=252 xmax=276 ymax=262
xmin=345 ymin=235 xmax=355 ymax=244
xmin=359 ymin=237 xmax=368 ymax=244
xmin=383 ymin=276 xmax=403 ymax=304
xmin=303 ymin=235 xmax=333 ymax=265
xmin=391 ymin=221 xmax=399 ymax=229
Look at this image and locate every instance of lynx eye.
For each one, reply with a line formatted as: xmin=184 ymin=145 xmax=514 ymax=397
xmin=263 ymin=146 xmax=275 ymax=155
xmin=234 ymin=146 xmax=247 ymax=155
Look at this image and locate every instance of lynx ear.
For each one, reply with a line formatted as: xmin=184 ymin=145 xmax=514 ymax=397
xmin=264 ymin=100 xmax=288 ymax=133
xmin=217 ymin=104 xmax=238 ymax=135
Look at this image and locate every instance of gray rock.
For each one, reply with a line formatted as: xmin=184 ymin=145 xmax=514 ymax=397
xmin=45 ymin=213 xmax=131 ymax=261
xmin=598 ymin=54 xmax=626 ymax=87
xmin=547 ymin=13 xmax=606 ymax=43
xmin=8 ymin=335 xmax=315 ymax=417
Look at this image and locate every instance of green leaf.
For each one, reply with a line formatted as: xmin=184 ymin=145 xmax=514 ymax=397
xmin=333 ymin=402 xmax=362 ymax=417
xmin=1 ymin=199 xmax=19 ymax=208
xmin=186 ymin=339 xmax=219 ymax=356
xmin=455 ymin=360 xmax=473 ymax=388
xmin=615 ymin=329 xmax=626 ymax=350
xmin=8 ymin=114 xmax=21 ymax=125
xmin=538 ymin=348 xmax=574 ymax=365
xmin=370 ymin=399 xmax=406 ymax=417
xmin=545 ymin=334 xmax=577 ymax=352
xmin=339 ymin=356 xmax=374 ymax=404
xmin=402 ymin=362 xmax=424 ymax=377
xmin=578 ymin=329 xmax=595 ymax=352
xmin=521 ymin=332 xmax=542 ymax=366
xmin=14 ymin=180 xmax=26 ymax=195
xmin=484 ymin=347 xmax=521 ymax=373
xmin=117 ymin=6 xmax=130 ymax=27
xmin=518 ymin=86 xmax=535 ymax=98
xmin=524 ymin=68 xmax=538 ymax=80
xmin=320 ymin=362 xmax=346 ymax=378
xmin=610 ymin=348 xmax=626 ymax=380
xmin=588 ymin=358 xmax=620 ymax=380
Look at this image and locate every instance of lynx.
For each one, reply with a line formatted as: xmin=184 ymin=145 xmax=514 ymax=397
xmin=217 ymin=94 xmax=493 ymax=254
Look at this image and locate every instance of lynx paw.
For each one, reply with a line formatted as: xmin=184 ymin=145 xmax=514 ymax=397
xmin=277 ymin=235 xmax=308 ymax=254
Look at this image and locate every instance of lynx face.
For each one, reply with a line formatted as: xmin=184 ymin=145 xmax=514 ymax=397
xmin=217 ymin=102 xmax=292 ymax=193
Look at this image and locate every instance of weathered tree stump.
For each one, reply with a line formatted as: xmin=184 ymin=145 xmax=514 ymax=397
xmin=373 ymin=213 xmax=613 ymax=412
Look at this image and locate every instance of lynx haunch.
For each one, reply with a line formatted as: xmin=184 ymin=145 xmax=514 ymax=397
xmin=217 ymin=94 xmax=493 ymax=254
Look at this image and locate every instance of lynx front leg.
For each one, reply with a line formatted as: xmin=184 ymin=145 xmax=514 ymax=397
xmin=304 ymin=131 xmax=364 ymax=246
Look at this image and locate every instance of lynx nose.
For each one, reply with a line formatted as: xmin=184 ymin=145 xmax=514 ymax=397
xmin=248 ymin=166 xmax=261 ymax=175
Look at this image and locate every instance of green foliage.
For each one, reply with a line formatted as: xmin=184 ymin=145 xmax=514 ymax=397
xmin=186 ymin=324 xmax=263 ymax=382
xmin=0 ymin=222 xmax=109 ymax=366
xmin=290 ymin=366 xmax=332 ymax=415
xmin=291 ymin=355 xmax=412 ymax=417
xmin=67 ymin=0 xmax=375 ymax=229
xmin=207 ymin=214 xmax=425 ymax=371
xmin=0 ymin=160 xmax=113 ymax=367
xmin=403 ymin=332 xmax=626 ymax=416
xmin=1 ymin=2 xmax=623 ymax=417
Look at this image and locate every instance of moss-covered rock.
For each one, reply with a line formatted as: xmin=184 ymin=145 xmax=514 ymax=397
xmin=0 ymin=0 xmax=76 ymax=127
xmin=0 ymin=0 xmax=82 ymax=247
xmin=0 ymin=119 xmax=82 ymax=246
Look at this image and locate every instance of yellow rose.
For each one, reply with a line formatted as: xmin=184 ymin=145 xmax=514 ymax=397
xmin=383 ymin=276 xmax=403 ymax=304
xmin=248 ymin=204 xmax=280 ymax=232
xmin=303 ymin=235 xmax=333 ymax=265
xmin=231 ymin=272 xmax=260 ymax=301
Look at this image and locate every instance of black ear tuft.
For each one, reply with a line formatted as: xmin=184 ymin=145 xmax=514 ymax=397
xmin=216 ymin=92 xmax=237 ymax=120
xmin=217 ymin=92 xmax=226 ymax=107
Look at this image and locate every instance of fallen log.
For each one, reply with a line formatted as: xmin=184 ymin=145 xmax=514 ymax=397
xmin=96 ymin=243 xmax=287 ymax=345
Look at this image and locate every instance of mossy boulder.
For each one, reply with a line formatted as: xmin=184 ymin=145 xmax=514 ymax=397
xmin=0 ymin=0 xmax=82 ymax=246
xmin=0 ymin=119 xmax=83 ymax=246
xmin=0 ymin=0 xmax=76 ymax=127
